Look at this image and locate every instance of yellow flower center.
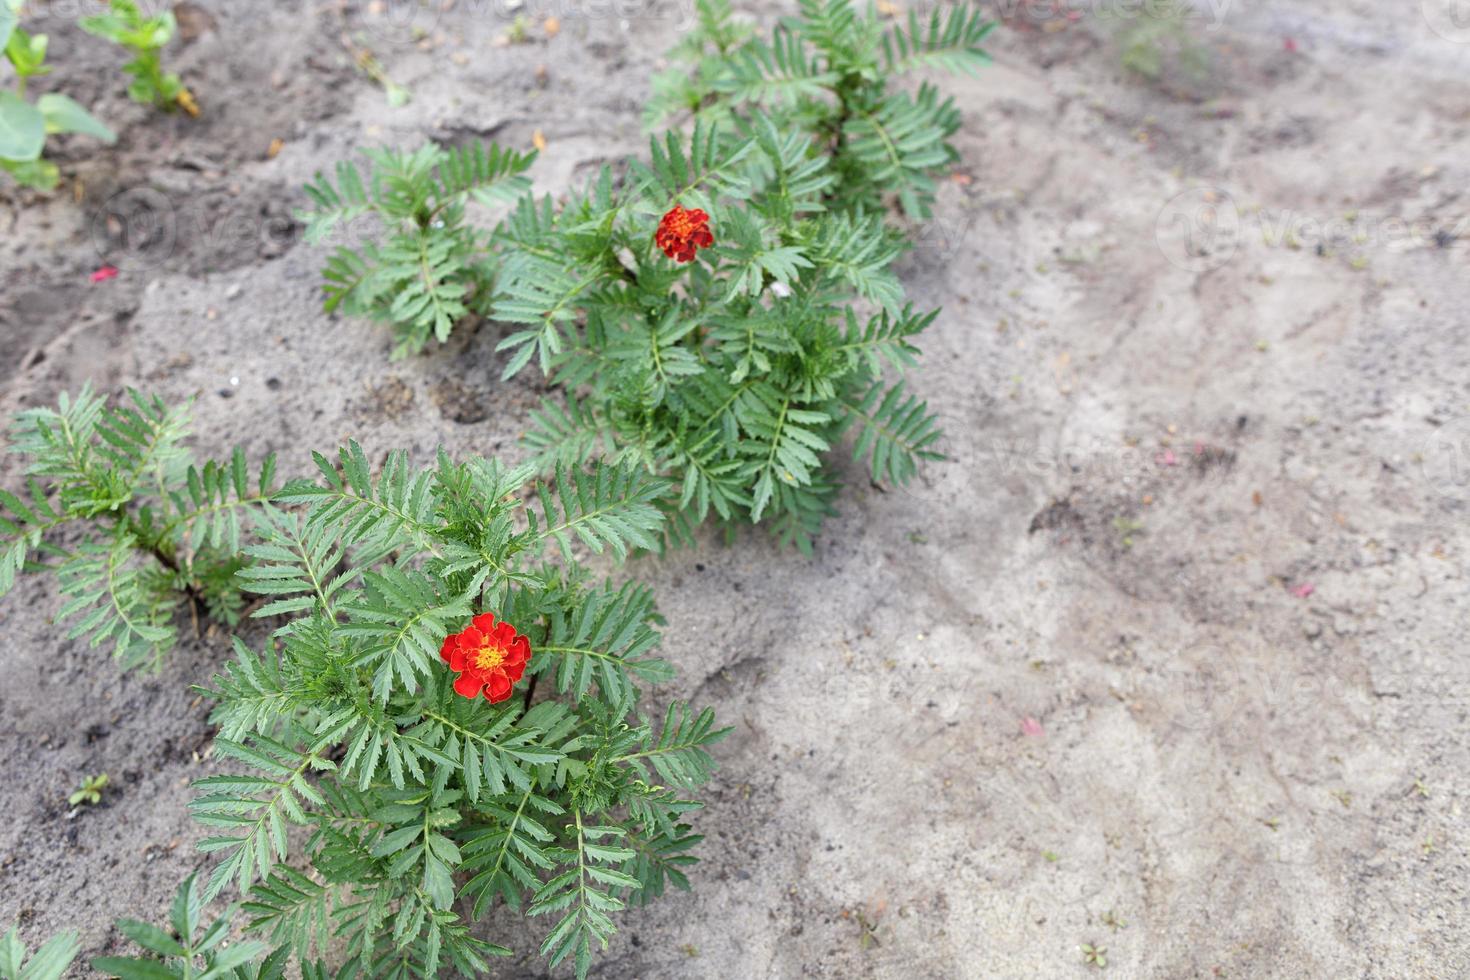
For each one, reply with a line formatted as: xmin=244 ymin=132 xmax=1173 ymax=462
xmin=473 ymin=640 xmax=507 ymax=672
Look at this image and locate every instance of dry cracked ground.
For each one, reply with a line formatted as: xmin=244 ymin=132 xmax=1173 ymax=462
xmin=1 ymin=0 xmax=1468 ymax=977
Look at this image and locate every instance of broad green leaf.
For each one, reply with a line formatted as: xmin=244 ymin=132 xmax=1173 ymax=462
xmin=0 ymin=2 xmax=17 ymax=53
xmin=37 ymin=94 xmax=115 ymax=143
xmin=0 ymin=91 xmax=44 ymax=161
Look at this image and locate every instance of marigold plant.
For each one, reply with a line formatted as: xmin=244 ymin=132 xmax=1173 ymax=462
xmin=0 ymin=386 xmax=276 ymax=668
xmin=188 ymin=445 xmax=726 ymax=979
xmin=304 ymin=0 xmax=992 ymax=550
xmin=0 ymin=392 xmax=726 ymax=978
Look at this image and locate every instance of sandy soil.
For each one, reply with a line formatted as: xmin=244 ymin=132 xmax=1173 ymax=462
xmin=2 ymin=0 xmax=1469 ymax=977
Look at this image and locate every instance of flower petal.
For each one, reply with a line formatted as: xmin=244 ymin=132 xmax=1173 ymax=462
xmin=440 ymin=634 xmax=457 ymax=663
xmin=472 ymin=613 xmax=497 ymax=633
xmin=453 ymin=672 xmax=484 ymax=699
xmin=484 ymin=671 xmax=513 ymax=703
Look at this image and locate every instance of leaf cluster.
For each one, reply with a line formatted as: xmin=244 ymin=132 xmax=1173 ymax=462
xmin=0 ymin=386 xmax=277 ymax=668
xmin=1 ymin=0 xmax=115 ymax=190
xmin=648 ymin=0 xmax=993 ymax=218
xmin=302 ymin=142 xmax=536 ymax=359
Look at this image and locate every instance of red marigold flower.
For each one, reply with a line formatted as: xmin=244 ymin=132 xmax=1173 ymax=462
xmin=439 ymin=613 xmax=531 ymax=703
xmin=655 ymin=204 xmax=714 ymax=263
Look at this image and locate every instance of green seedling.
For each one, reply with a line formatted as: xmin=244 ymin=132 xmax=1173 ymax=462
xmin=80 ymin=0 xmax=197 ymax=114
xmin=1 ymin=0 xmax=115 ymax=189
xmin=68 ymin=773 xmax=109 ymax=806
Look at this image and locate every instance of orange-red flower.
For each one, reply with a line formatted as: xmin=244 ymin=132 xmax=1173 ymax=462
xmin=655 ymin=204 xmax=714 ymax=263
xmin=439 ymin=613 xmax=531 ymax=703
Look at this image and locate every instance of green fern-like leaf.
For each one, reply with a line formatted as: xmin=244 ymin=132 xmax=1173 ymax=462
xmin=0 ymin=479 xmax=69 ymax=598
xmin=337 ymin=568 xmax=474 ymax=701
xmin=883 ymin=6 xmax=995 ymax=75
xmin=530 ymin=813 xmax=639 ymax=980
xmin=619 ymin=703 xmax=729 ymax=789
xmin=836 ymin=303 xmax=934 ymax=374
xmin=279 ymin=443 xmax=440 ymax=558
xmin=805 ymin=210 xmax=904 ymax=312
xmin=714 ymin=28 xmax=837 ymax=106
xmin=236 ymin=505 xmax=351 ymax=624
xmin=840 ymin=380 xmax=945 ymax=485
xmin=522 ymin=396 xmax=614 ymax=472
xmin=630 ymin=118 xmax=752 ymax=212
xmin=460 ymin=788 xmax=565 ymax=916
xmin=411 ymin=695 xmax=564 ymax=806
xmin=540 ymin=581 xmax=673 ymax=703
xmin=794 ymin=0 xmax=867 ymax=65
xmin=530 ymin=464 xmax=668 ymax=560
xmin=170 ymin=446 xmax=278 ymax=556
xmin=735 ymin=384 xmax=831 ymax=522
xmin=378 ymin=229 xmax=474 ymax=354
xmin=434 ymin=142 xmax=536 ymax=206
xmin=8 ymin=383 xmax=131 ymax=517
xmin=192 ymin=732 xmax=333 ymax=900
xmin=54 ymin=530 xmax=177 ymax=670
xmin=241 ymin=865 xmax=332 ymax=959
xmin=742 ymin=112 xmax=835 ymax=223
xmin=494 ymin=254 xmax=611 ymax=380
xmin=616 ymin=819 xmax=703 ymax=907
xmin=301 ymin=160 xmax=373 ymax=246
xmin=714 ymin=207 xmax=813 ymax=300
